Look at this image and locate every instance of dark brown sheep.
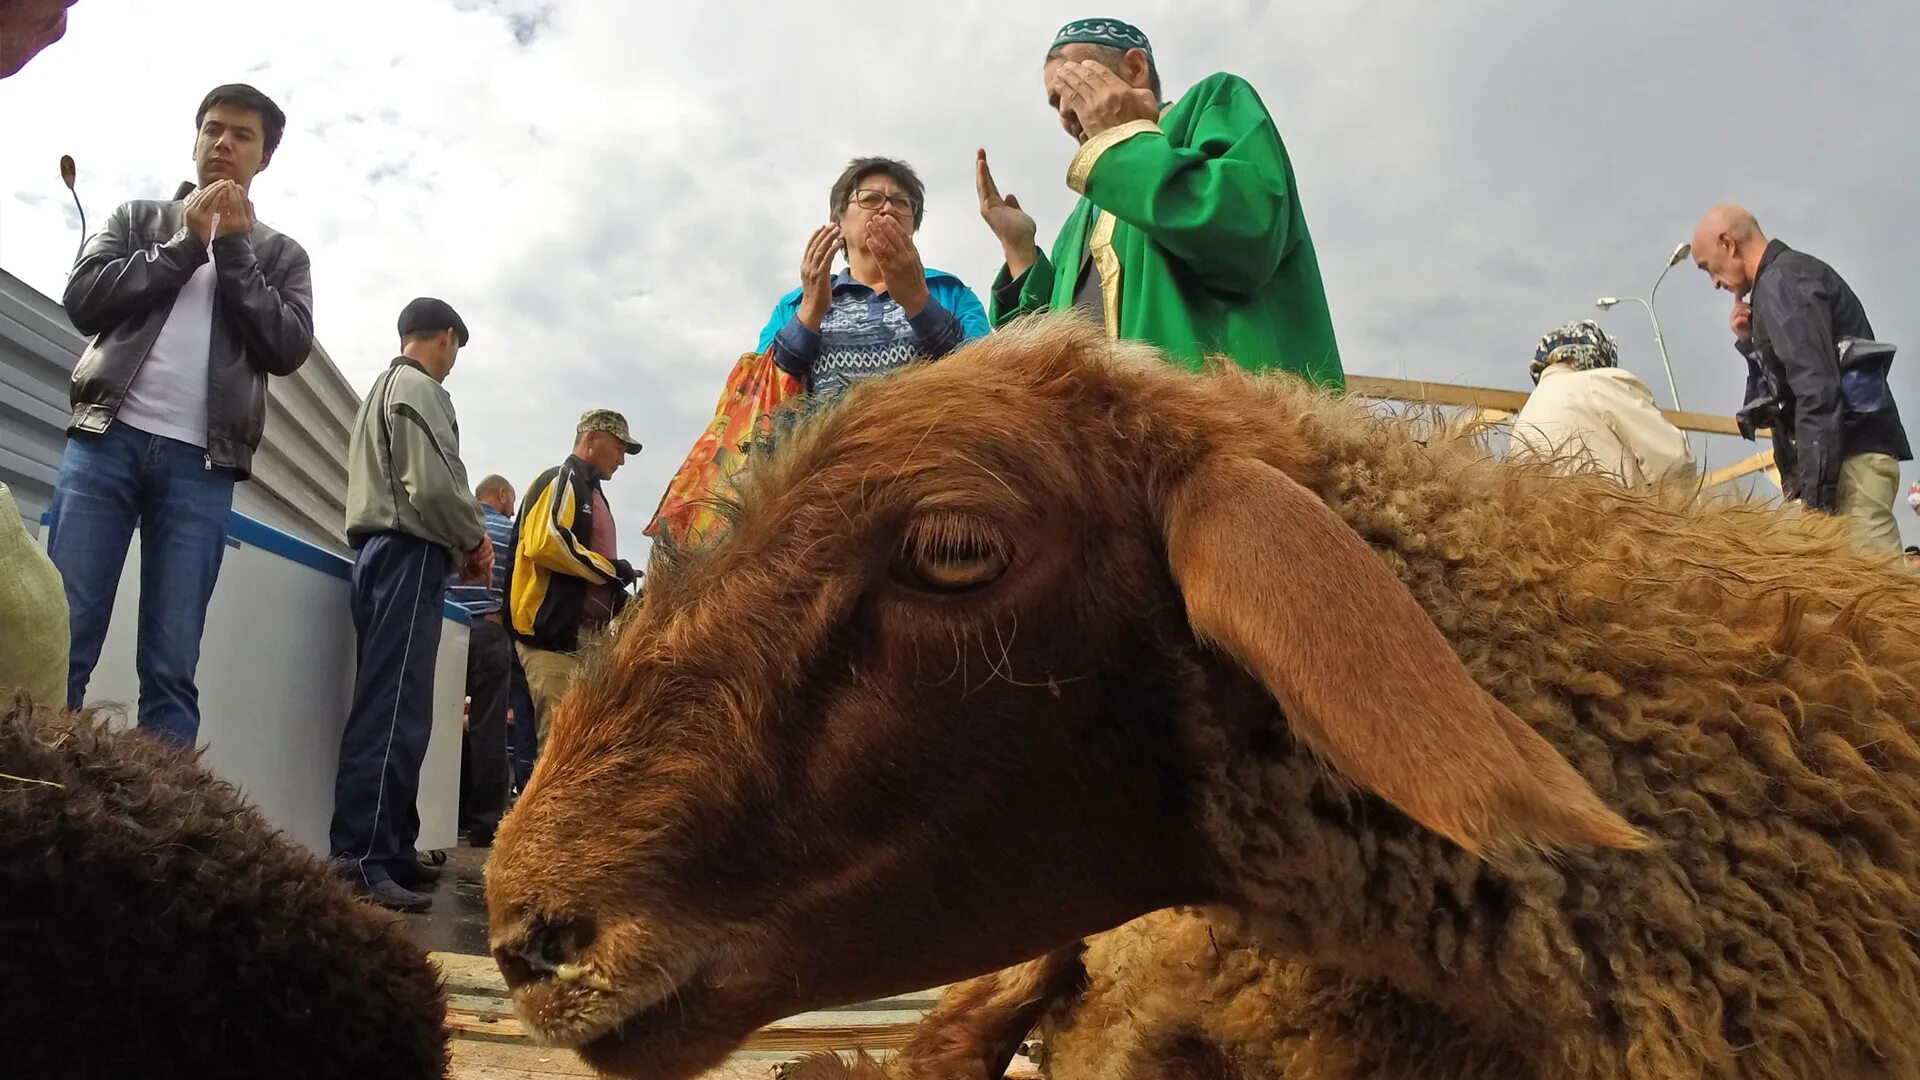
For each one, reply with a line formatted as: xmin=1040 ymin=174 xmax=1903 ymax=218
xmin=0 ymin=698 xmax=449 ymax=1079
xmin=488 ymin=315 xmax=1920 ymax=1080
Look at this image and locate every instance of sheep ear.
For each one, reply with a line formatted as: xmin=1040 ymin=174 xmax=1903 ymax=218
xmin=1162 ymin=455 xmax=1646 ymax=856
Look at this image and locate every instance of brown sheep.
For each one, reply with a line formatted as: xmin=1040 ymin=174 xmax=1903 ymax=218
xmin=0 ymin=698 xmax=450 ymax=1079
xmin=486 ymin=315 xmax=1920 ymax=1080
xmin=778 ymin=909 xmax=1290 ymax=1080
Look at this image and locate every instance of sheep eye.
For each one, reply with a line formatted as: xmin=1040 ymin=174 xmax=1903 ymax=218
xmin=894 ymin=513 xmax=1011 ymax=594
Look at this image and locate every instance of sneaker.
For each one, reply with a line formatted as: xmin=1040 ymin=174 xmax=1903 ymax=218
xmin=388 ymin=856 xmax=443 ymax=891
xmin=353 ymin=876 xmax=432 ymax=913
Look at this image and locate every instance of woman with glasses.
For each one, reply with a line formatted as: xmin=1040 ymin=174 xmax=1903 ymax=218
xmin=757 ymin=157 xmax=991 ymax=401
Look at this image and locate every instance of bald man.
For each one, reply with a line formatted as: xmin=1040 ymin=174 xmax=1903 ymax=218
xmin=1691 ymin=206 xmax=1909 ymax=559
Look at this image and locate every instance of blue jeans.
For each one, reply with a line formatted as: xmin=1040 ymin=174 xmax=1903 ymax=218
xmin=45 ymin=423 xmax=235 ymax=747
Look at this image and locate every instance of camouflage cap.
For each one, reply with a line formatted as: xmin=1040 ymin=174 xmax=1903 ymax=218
xmin=577 ymin=409 xmax=641 ymax=454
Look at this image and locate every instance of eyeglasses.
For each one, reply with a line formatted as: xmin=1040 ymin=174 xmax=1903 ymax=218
xmin=848 ymin=188 xmax=918 ymax=214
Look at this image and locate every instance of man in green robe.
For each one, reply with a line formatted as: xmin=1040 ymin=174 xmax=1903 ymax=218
xmin=977 ymin=18 xmax=1343 ymax=388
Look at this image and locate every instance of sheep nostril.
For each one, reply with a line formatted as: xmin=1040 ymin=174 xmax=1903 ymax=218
xmin=494 ymin=914 xmax=599 ymax=992
xmin=494 ymin=947 xmax=541 ymax=991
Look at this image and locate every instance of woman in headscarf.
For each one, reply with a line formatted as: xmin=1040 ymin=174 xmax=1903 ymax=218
xmin=757 ymin=157 xmax=990 ymax=401
xmin=1510 ymin=319 xmax=1696 ymax=486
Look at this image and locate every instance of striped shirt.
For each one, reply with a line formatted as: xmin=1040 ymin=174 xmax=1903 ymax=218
xmin=446 ymin=504 xmax=515 ymax=618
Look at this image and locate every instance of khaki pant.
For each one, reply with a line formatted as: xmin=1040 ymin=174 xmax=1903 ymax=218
xmin=515 ymin=643 xmax=581 ymax=746
xmin=1836 ymin=452 xmax=1903 ymax=562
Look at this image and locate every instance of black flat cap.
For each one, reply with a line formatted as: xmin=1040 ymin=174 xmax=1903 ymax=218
xmin=397 ymin=297 xmax=469 ymax=347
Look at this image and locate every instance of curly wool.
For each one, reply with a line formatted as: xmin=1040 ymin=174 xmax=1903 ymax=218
xmin=1192 ymin=364 xmax=1920 ymax=1078
xmin=777 ymin=331 xmax=1920 ymax=1079
xmin=0 ymin=700 xmax=450 ymax=1079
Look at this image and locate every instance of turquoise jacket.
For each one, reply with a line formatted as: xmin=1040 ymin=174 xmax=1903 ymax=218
xmin=756 ymin=268 xmax=992 ymax=353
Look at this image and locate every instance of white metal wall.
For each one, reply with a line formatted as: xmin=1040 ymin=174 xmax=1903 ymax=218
xmin=37 ymin=512 xmax=467 ymax=856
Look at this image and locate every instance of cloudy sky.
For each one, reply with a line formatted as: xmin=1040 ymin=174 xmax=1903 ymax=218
xmin=2 ymin=0 xmax=1916 ymax=549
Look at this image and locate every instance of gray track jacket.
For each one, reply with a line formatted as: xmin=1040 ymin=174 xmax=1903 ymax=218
xmin=344 ymin=357 xmax=484 ymax=555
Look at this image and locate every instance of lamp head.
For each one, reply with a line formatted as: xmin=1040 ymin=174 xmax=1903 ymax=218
xmin=1667 ymin=242 xmax=1691 ymax=267
xmin=1595 ymin=297 xmax=1620 ymax=310
xmin=59 ymin=155 xmax=75 ymax=191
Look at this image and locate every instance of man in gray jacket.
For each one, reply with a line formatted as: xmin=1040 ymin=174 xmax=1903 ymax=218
xmin=332 ymin=297 xmax=489 ymax=911
xmin=48 ymin=83 xmax=314 ymax=747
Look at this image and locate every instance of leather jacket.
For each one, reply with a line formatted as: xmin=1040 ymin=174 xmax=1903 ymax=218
xmin=62 ymin=188 xmax=314 ymax=477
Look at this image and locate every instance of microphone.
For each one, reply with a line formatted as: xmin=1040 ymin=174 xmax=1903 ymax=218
xmin=59 ymin=154 xmax=85 ymax=267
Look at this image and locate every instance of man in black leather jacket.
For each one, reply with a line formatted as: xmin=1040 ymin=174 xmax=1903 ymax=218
xmin=1693 ymin=205 xmax=1910 ymax=561
xmin=45 ymin=83 xmax=314 ymax=747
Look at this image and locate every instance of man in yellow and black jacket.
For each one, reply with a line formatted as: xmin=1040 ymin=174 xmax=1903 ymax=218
xmin=509 ymin=409 xmax=640 ymax=746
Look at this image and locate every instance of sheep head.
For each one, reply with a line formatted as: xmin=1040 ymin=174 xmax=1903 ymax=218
xmin=485 ymin=315 xmax=1642 ymax=1080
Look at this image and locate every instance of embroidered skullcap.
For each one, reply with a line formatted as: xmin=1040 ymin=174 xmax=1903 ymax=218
xmin=1051 ymin=18 xmax=1156 ymax=70
xmin=1530 ymin=319 xmax=1620 ymax=384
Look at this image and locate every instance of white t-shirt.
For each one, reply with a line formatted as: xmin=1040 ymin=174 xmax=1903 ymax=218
xmin=116 ymin=257 xmax=217 ymax=448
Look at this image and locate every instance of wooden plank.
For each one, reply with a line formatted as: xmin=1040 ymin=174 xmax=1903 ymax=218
xmin=1664 ymin=409 xmax=1745 ymax=437
xmin=1448 ymin=407 xmax=1511 ymax=437
xmin=1703 ymin=449 xmax=1775 ymax=489
xmin=435 ymin=951 xmax=509 ymax=995
xmin=448 ymin=991 xmax=518 ymax=1018
xmin=1345 ymin=375 xmax=1529 ymax=413
xmin=1344 ymin=373 xmax=1752 ymax=438
xmin=449 ymin=1039 xmax=1045 ymax=1080
xmin=431 ymin=952 xmax=944 ymax=1019
xmin=449 ymin=1007 xmax=529 ymax=1042
xmin=448 ymin=1009 xmax=923 ymax=1053
xmin=445 ymin=995 xmax=924 ymax=1032
xmin=743 ymin=1028 xmax=916 ymax=1053
xmin=449 ymin=1039 xmax=796 ymax=1079
xmin=449 ymin=1038 xmax=606 ymax=1078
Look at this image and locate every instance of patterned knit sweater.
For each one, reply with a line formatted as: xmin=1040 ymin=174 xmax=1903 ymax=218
xmin=758 ymin=269 xmax=992 ymax=400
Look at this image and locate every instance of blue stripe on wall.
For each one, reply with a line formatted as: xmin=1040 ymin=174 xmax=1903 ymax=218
xmin=43 ymin=507 xmax=472 ymax=626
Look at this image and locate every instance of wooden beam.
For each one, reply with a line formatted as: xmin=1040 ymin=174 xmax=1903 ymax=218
xmin=1344 ymin=373 xmax=1759 ymax=438
xmin=1703 ymin=449 xmax=1776 ymax=489
xmin=1345 ymin=375 xmax=1529 ymax=413
xmin=446 ymin=1008 xmax=926 ymax=1052
xmin=1441 ymin=407 xmax=1512 ymax=438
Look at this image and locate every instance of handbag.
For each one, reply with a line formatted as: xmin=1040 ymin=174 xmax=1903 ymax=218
xmin=1836 ymin=337 xmax=1896 ymax=416
xmin=643 ymin=348 xmax=802 ymax=547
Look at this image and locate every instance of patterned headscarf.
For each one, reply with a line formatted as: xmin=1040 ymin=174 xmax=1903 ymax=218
xmin=1050 ymin=18 xmax=1157 ymax=78
xmin=1530 ymin=319 xmax=1620 ymax=384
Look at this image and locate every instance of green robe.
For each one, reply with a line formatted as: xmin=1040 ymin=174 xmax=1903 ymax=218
xmin=991 ymin=72 xmax=1343 ymax=389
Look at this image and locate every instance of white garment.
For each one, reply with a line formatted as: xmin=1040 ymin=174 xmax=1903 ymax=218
xmin=116 ymin=258 xmax=216 ymax=448
xmin=1511 ymin=365 xmax=1695 ymax=486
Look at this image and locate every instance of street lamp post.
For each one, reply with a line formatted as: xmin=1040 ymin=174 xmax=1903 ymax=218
xmin=1596 ymin=242 xmax=1691 ymax=412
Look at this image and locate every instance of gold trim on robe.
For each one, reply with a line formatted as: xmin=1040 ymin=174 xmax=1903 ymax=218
xmin=1066 ymin=119 xmax=1161 ymax=195
xmin=1088 ymin=210 xmax=1121 ymax=338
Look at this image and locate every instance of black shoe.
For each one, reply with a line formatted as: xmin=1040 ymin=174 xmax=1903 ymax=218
xmin=352 ymin=876 xmax=432 ymax=913
xmin=388 ymin=856 xmax=443 ymax=891
xmin=467 ymin=824 xmax=495 ymax=849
